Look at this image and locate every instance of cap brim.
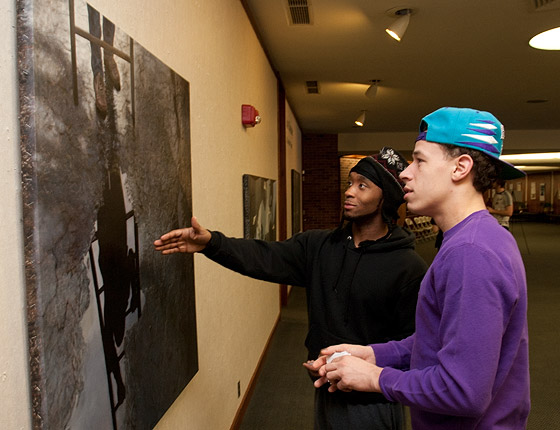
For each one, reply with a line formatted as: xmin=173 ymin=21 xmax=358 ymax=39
xmin=499 ymin=159 xmax=526 ymax=180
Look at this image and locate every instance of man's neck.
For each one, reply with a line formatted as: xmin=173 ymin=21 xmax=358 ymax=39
xmin=351 ymin=218 xmax=389 ymax=246
xmin=433 ymin=191 xmax=486 ymax=233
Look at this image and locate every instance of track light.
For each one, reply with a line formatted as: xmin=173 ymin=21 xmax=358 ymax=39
xmin=386 ymin=8 xmax=412 ymax=42
xmin=354 ymin=110 xmax=366 ymax=127
xmin=365 ymin=80 xmax=381 ymax=98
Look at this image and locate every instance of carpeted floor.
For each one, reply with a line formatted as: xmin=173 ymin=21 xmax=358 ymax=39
xmin=239 ymin=220 xmax=560 ymax=429
xmin=513 ymin=220 xmax=560 ymax=429
xmin=239 ymin=285 xmax=315 ymax=429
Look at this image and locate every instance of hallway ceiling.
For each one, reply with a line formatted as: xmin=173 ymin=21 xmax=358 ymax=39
xmin=243 ymin=0 xmax=560 ymax=157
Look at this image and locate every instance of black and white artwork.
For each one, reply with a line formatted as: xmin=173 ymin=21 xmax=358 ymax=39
xmin=243 ymin=174 xmax=277 ymax=241
xmin=17 ymin=0 xmax=198 ymax=428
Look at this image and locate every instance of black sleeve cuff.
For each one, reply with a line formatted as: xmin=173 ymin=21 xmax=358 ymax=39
xmin=200 ymin=230 xmax=222 ymax=257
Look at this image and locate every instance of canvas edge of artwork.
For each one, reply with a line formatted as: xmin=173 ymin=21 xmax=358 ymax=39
xmin=16 ymin=0 xmax=48 ymax=428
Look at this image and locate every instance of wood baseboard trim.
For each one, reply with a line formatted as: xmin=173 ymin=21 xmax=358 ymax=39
xmin=229 ymin=313 xmax=281 ymax=430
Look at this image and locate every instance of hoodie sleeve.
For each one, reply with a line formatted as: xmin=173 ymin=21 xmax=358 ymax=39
xmin=391 ymin=267 xmax=426 ymax=341
xmin=201 ymin=230 xmax=312 ymax=286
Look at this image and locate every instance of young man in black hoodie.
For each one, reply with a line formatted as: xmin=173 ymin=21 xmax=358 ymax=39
xmin=154 ymin=147 xmax=427 ymax=429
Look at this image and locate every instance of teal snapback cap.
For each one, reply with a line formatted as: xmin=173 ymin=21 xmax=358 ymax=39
xmin=418 ymin=107 xmax=526 ymax=179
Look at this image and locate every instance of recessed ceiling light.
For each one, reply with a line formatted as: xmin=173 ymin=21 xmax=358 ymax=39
xmin=529 ymin=27 xmax=560 ymax=50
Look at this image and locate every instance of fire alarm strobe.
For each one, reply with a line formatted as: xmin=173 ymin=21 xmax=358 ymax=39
xmin=242 ymin=104 xmax=261 ymax=127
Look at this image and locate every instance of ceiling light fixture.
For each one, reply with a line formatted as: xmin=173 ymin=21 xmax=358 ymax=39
xmin=529 ymin=27 xmax=560 ymax=50
xmin=514 ymin=165 xmax=560 ymax=172
xmin=500 ymin=152 xmax=560 ymax=163
xmin=354 ymin=110 xmax=366 ymax=127
xmin=385 ymin=8 xmax=412 ymax=42
xmin=365 ymin=80 xmax=381 ymax=98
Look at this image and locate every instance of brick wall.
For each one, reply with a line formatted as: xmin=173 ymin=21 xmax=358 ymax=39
xmin=302 ymin=134 xmax=341 ymax=230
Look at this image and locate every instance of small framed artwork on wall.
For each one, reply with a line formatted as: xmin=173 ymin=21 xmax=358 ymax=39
xmin=243 ymin=174 xmax=277 ymax=241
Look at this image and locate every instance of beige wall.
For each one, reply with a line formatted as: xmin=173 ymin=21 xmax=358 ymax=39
xmin=1 ymin=0 xmax=302 ymax=429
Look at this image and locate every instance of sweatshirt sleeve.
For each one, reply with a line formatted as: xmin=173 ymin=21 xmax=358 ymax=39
xmin=371 ymin=335 xmax=415 ymax=370
xmin=375 ymin=244 xmax=521 ymax=417
xmin=200 ymin=230 xmax=310 ymax=286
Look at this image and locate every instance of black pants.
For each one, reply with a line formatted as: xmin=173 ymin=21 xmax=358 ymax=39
xmin=314 ymin=386 xmax=404 ymax=430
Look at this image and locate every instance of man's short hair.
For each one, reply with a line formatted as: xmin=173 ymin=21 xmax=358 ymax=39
xmin=440 ymin=144 xmax=501 ymax=193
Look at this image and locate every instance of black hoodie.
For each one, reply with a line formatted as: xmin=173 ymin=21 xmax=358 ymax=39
xmin=202 ymin=223 xmax=427 ymax=361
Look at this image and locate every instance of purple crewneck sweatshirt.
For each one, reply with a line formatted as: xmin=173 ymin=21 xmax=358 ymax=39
xmin=371 ymin=210 xmax=530 ymax=429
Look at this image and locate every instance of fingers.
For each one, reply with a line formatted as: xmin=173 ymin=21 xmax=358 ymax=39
xmin=308 ymin=355 xmax=327 ymax=370
xmin=153 ymin=238 xmax=182 ymax=253
xmin=160 ymin=229 xmax=184 ymax=242
xmin=313 ymin=375 xmax=329 ymax=389
xmin=320 ymin=344 xmax=375 ymax=364
xmin=314 ymin=373 xmax=345 ymax=393
xmin=154 ymin=238 xmax=176 ymax=249
xmin=155 ymin=216 xmax=200 ymax=246
xmin=154 ymin=230 xmax=183 ymax=249
xmin=328 ymin=384 xmax=339 ymax=393
xmin=191 ymin=216 xmax=203 ymax=233
xmin=302 ymin=361 xmax=316 ymax=371
xmin=190 ymin=217 xmax=211 ymax=244
xmin=331 ymin=382 xmax=351 ymax=393
xmin=312 ymin=359 xmax=336 ymax=389
xmin=320 ymin=344 xmax=348 ymax=357
xmin=313 ymin=362 xmax=337 ymax=385
xmin=159 ymin=247 xmax=181 ymax=255
xmin=153 ymin=242 xmax=174 ymax=252
xmin=312 ymin=361 xmax=353 ymax=393
xmin=324 ymin=367 xmax=349 ymax=393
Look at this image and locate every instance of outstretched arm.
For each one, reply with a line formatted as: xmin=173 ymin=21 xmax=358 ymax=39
xmin=154 ymin=216 xmax=211 ymax=254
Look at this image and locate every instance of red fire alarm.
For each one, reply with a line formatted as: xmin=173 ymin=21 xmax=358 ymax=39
xmin=242 ymin=104 xmax=261 ymax=127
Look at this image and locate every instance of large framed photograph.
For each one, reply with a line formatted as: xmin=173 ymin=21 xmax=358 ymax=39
xmin=17 ymin=1 xmax=198 ymax=428
xmin=243 ymin=174 xmax=277 ymax=241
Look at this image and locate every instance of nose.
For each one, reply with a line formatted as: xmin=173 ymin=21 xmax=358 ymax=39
xmin=399 ymin=164 xmax=411 ymax=182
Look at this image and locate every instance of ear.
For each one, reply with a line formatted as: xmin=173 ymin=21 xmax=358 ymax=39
xmin=451 ymin=154 xmax=474 ymax=182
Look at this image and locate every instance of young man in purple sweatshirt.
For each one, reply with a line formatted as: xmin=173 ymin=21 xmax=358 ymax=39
xmin=312 ymin=107 xmax=530 ymax=429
